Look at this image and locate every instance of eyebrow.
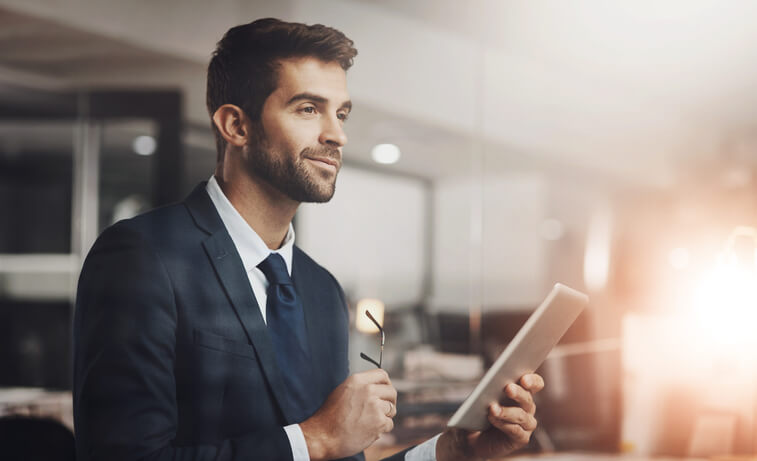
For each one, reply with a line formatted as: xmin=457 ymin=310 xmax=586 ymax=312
xmin=287 ymin=92 xmax=352 ymax=111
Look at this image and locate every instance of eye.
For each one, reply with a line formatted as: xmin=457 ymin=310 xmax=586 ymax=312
xmin=301 ymin=106 xmax=316 ymax=114
xmin=337 ymin=112 xmax=350 ymax=122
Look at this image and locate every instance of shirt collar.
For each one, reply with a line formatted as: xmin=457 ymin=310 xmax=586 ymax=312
xmin=205 ymin=175 xmax=294 ymax=275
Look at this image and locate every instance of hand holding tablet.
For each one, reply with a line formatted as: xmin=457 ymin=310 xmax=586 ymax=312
xmin=447 ymin=283 xmax=589 ymax=431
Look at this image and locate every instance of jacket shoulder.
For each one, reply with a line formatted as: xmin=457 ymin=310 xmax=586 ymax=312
xmin=95 ymin=201 xmax=197 ymax=250
xmin=293 ymin=246 xmax=338 ymax=284
xmin=293 ymin=245 xmax=348 ymax=307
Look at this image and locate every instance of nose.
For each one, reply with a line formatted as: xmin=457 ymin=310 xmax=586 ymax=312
xmin=319 ymin=114 xmax=348 ymax=148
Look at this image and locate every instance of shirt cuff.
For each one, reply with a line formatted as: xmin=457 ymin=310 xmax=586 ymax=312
xmin=284 ymin=423 xmax=310 ymax=461
xmin=404 ymin=433 xmax=441 ymax=461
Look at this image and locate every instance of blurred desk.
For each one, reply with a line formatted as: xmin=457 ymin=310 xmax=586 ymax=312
xmin=390 ymin=378 xmax=475 ymax=445
xmin=0 ymin=387 xmax=72 ymax=430
xmin=364 ymin=449 xmax=711 ymax=461
xmin=507 ymin=455 xmax=708 ymax=461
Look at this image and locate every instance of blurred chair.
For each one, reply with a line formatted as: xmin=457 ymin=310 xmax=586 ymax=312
xmin=0 ymin=415 xmax=75 ymax=461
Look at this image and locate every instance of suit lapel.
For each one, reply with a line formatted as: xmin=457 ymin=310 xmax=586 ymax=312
xmin=185 ymin=183 xmax=296 ymax=423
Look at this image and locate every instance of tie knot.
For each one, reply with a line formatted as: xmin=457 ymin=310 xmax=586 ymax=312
xmin=257 ymin=253 xmax=291 ymax=286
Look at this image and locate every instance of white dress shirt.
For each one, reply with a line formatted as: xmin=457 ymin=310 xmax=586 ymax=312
xmin=205 ymin=176 xmax=439 ymax=461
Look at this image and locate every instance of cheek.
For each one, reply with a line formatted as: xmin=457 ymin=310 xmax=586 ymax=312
xmin=275 ymin=119 xmax=320 ymax=154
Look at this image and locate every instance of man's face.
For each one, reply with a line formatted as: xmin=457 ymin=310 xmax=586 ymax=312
xmin=246 ymin=56 xmax=351 ymax=203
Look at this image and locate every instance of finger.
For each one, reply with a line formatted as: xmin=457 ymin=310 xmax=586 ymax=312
xmin=356 ymin=368 xmax=391 ymax=385
xmin=369 ymin=383 xmax=398 ymax=404
xmin=505 ymin=383 xmax=536 ymax=414
xmin=382 ymin=415 xmax=395 ymax=433
xmin=370 ymin=396 xmax=397 ymax=420
xmin=373 ymin=397 xmax=396 ymax=418
xmin=490 ymin=403 xmax=537 ymax=431
xmin=487 ymin=416 xmax=532 ymax=448
xmin=520 ymin=373 xmax=545 ymax=393
xmin=384 ymin=400 xmax=397 ymax=418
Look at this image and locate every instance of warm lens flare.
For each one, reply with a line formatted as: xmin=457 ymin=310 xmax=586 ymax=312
xmin=690 ymin=255 xmax=757 ymax=350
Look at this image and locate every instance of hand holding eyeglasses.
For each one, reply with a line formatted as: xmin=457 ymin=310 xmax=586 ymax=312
xmin=300 ymin=368 xmax=398 ymax=460
xmin=299 ymin=310 xmax=396 ymax=460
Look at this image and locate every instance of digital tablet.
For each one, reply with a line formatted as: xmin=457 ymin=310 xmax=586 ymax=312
xmin=447 ymin=283 xmax=589 ymax=431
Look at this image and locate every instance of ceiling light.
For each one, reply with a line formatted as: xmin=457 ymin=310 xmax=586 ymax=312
xmin=371 ymin=143 xmax=400 ymax=165
xmin=132 ymin=135 xmax=156 ymax=156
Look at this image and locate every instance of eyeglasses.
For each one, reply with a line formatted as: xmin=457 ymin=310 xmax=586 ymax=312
xmin=359 ymin=310 xmax=384 ymax=369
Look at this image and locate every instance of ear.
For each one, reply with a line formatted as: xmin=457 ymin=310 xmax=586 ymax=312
xmin=212 ymin=104 xmax=251 ymax=148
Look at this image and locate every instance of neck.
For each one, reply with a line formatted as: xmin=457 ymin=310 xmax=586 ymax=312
xmin=214 ymin=164 xmax=299 ymax=250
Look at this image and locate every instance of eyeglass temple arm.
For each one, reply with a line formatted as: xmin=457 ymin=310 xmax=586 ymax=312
xmin=365 ymin=310 xmax=384 ymax=336
xmin=363 ymin=310 xmax=385 ymax=368
xmin=360 ymin=352 xmax=381 ymax=369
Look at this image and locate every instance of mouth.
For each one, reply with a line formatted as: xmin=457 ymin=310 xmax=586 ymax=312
xmin=305 ymin=156 xmax=340 ymax=172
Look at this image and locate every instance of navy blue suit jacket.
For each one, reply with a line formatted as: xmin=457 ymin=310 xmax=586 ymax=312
xmin=73 ymin=183 xmax=412 ymax=461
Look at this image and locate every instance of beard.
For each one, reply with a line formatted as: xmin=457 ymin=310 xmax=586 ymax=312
xmin=246 ymin=126 xmax=341 ymax=203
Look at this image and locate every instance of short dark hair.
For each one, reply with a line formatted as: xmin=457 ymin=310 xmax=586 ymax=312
xmin=206 ymin=18 xmax=358 ymax=162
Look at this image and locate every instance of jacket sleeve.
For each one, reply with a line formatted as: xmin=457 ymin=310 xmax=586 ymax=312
xmin=73 ymin=222 xmax=292 ymax=461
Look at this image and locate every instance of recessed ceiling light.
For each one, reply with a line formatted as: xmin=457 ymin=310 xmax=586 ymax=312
xmin=371 ymin=143 xmax=400 ymax=165
xmin=132 ymin=135 xmax=156 ymax=156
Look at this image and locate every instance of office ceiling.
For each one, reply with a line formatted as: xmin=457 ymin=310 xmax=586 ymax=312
xmin=1 ymin=0 xmax=757 ymax=187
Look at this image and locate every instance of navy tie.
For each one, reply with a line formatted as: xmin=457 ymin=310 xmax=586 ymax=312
xmin=257 ymin=253 xmax=316 ymax=422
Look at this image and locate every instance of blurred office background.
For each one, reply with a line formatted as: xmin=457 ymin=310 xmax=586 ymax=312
xmin=1 ymin=0 xmax=757 ymax=459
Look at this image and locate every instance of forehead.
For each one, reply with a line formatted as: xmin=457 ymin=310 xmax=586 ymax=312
xmin=271 ymin=57 xmax=349 ymax=103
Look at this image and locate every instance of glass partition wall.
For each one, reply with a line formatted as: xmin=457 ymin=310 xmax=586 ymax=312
xmin=0 ymin=88 xmax=182 ymax=398
xmin=0 ymin=120 xmax=77 ymax=391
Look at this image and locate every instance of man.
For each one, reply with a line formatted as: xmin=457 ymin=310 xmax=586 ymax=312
xmin=73 ymin=18 xmax=544 ymax=461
